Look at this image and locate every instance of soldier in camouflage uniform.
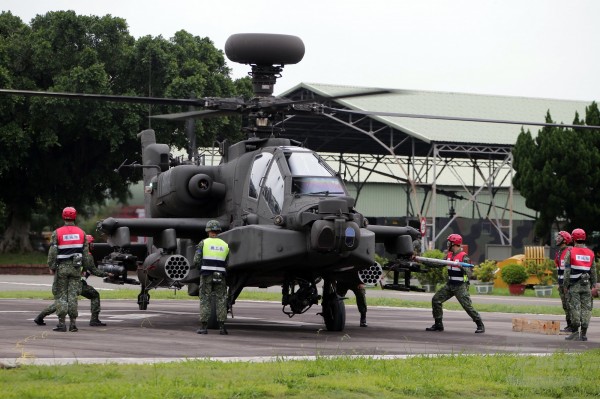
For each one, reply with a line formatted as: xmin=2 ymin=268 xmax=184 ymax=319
xmin=425 ymin=234 xmax=485 ymax=333
xmin=554 ymin=231 xmax=574 ymax=332
xmin=34 ymin=235 xmax=112 ymax=327
xmin=47 ymin=207 xmax=93 ymax=332
xmin=563 ymin=228 xmax=596 ymax=341
xmin=194 ymin=220 xmax=230 ymax=335
xmin=336 ymin=282 xmax=368 ymax=327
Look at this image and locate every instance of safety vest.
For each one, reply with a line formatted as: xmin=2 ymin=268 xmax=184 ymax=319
xmin=554 ymin=246 xmax=570 ymax=283
xmin=56 ymin=225 xmax=85 ymax=261
xmin=200 ymin=237 xmax=229 ymax=274
xmin=568 ymin=246 xmax=594 ymax=284
xmin=446 ymin=251 xmax=468 ymax=285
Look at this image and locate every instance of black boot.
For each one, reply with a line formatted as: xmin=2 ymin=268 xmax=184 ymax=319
xmin=53 ymin=318 xmax=66 ymax=332
xmin=69 ymin=319 xmax=78 ymax=332
xmin=360 ymin=314 xmax=368 ymax=327
xmin=475 ymin=321 xmax=485 ymax=333
xmin=89 ymin=316 xmax=106 ymax=327
xmin=196 ymin=322 xmax=208 ymax=334
xmin=580 ymin=327 xmax=588 ymax=342
xmin=565 ymin=328 xmax=580 ymax=341
xmin=561 ymin=324 xmax=573 ymax=333
xmin=426 ymin=318 xmax=444 ymax=331
xmin=34 ymin=315 xmax=46 ymax=326
xmin=219 ymin=322 xmax=228 ymax=335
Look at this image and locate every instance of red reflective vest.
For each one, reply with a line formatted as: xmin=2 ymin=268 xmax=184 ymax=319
xmin=554 ymin=246 xmax=570 ymax=284
xmin=446 ymin=251 xmax=467 ymax=285
xmin=568 ymin=246 xmax=594 ymax=284
xmin=56 ymin=225 xmax=85 ymax=261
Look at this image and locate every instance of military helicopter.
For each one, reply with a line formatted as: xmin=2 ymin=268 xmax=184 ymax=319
xmin=2 ymin=33 xmax=599 ymax=332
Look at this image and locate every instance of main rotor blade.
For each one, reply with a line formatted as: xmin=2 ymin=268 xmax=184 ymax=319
xmin=0 ymin=89 xmax=204 ymax=106
xmin=277 ymin=88 xmax=408 ymax=107
xmin=150 ymin=109 xmax=239 ymax=120
xmin=324 ymin=106 xmax=600 ymax=130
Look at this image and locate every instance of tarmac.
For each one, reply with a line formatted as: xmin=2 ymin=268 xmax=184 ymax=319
xmin=1 ymin=274 xmax=598 ymax=366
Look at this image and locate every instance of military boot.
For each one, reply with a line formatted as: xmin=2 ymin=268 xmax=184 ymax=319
xmin=561 ymin=324 xmax=573 ymax=333
xmin=34 ymin=315 xmax=46 ymax=326
xmin=219 ymin=322 xmax=228 ymax=335
xmin=565 ymin=329 xmax=580 ymax=341
xmin=475 ymin=321 xmax=485 ymax=333
xmin=89 ymin=315 xmax=106 ymax=327
xmin=53 ymin=318 xmax=67 ymax=332
xmin=360 ymin=313 xmax=368 ymax=327
xmin=69 ymin=319 xmax=78 ymax=332
xmin=196 ymin=323 xmax=208 ymax=335
xmin=425 ymin=318 xmax=444 ymax=331
xmin=580 ymin=327 xmax=588 ymax=342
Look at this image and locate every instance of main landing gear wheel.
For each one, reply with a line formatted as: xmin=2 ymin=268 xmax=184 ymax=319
xmin=138 ymin=291 xmax=150 ymax=310
xmin=207 ymin=294 xmax=219 ymax=330
xmin=321 ymin=280 xmax=346 ymax=331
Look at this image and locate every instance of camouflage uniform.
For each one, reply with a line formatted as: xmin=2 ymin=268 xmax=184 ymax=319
xmin=47 ymin=223 xmax=93 ymax=331
xmin=336 ymin=282 xmax=368 ymax=327
xmin=563 ymin=244 xmax=596 ymax=340
xmin=194 ymin=228 xmax=229 ymax=334
xmin=427 ymin=247 xmax=484 ymax=333
xmin=36 ymin=252 xmax=109 ymax=324
xmin=555 ymin=245 xmax=573 ymax=330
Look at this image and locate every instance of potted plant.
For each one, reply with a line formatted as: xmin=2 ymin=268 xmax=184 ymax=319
xmin=416 ymin=249 xmax=448 ymax=292
xmin=525 ymin=259 xmax=555 ymax=297
xmin=472 ymin=260 xmax=497 ymax=294
xmin=500 ymin=263 xmax=528 ymax=295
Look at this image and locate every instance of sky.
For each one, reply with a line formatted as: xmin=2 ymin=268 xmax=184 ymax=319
xmin=4 ymin=0 xmax=600 ymax=102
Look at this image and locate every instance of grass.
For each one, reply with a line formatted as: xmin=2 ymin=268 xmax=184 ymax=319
xmin=1 ymin=351 xmax=600 ymax=398
xmin=0 ymin=252 xmax=47 ymax=264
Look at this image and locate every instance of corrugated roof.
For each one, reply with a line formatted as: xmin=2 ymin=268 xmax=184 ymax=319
xmin=281 ymin=83 xmax=594 ymax=146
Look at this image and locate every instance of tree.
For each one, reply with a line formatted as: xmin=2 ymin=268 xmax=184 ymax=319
xmin=512 ymin=102 xmax=600 ymax=242
xmin=0 ymin=11 xmax=249 ymax=252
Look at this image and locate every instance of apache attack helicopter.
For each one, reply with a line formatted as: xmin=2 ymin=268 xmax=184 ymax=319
xmin=2 ymin=33 xmax=600 ymax=332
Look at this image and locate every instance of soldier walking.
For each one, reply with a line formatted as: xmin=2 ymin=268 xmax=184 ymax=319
xmin=563 ymin=228 xmax=596 ymax=341
xmin=425 ymin=234 xmax=485 ymax=334
xmin=336 ymin=282 xmax=368 ymax=327
xmin=194 ymin=220 xmax=230 ymax=335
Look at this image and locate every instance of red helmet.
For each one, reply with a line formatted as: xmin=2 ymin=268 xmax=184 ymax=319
xmin=447 ymin=233 xmax=463 ymax=246
xmin=571 ymin=228 xmax=586 ymax=242
xmin=62 ymin=207 xmax=77 ymax=220
xmin=555 ymin=231 xmax=572 ymax=246
xmin=86 ymin=235 xmax=94 ymax=250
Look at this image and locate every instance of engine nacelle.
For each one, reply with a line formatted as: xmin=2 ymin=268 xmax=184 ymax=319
xmin=141 ymin=252 xmax=191 ymax=282
xmin=150 ymin=165 xmax=226 ymax=218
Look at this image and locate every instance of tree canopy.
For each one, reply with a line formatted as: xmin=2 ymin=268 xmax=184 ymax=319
xmin=0 ymin=11 xmax=251 ymax=252
xmin=512 ymin=102 xmax=600 ymax=242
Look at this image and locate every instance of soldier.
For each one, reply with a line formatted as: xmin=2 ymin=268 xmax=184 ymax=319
xmin=46 ymin=207 xmax=93 ymax=332
xmin=563 ymin=228 xmax=596 ymax=341
xmin=194 ymin=220 xmax=230 ymax=335
xmin=425 ymin=233 xmax=485 ymax=333
xmin=34 ymin=235 xmax=112 ymax=327
xmin=554 ymin=231 xmax=573 ymax=332
xmin=336 ymin=282 xmax=368 ymax=327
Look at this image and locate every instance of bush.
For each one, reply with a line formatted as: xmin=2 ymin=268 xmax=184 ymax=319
xmin=473 ymin=260 xmax=497 ymax=283
xmin=417 ymin=249 xmax=448 ymax=286
xmin=500 ymin=263 xmax=528 ymax=285
xmin=524 ymin=259 xmax=555 ymax=286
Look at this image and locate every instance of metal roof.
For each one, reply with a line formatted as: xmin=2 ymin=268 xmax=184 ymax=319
xmin=278 ymin=83 xmax=594 ymax=156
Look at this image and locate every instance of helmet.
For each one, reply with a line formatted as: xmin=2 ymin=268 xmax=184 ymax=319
xmin=571 ymin=228 xmax=586 ymax=242
xmin=205 ymin=220 xmax=222 ymax=232
xmin=555 ymin=231 xmax=572 ymax=246
xmin=447 ymin=233 xmax=462 ymax=246
xmin=62 ymin=207 xmax=77 ymax=220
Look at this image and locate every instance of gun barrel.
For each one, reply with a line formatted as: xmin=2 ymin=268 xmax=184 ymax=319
xmin=414 ymin=256 xmax=474 ymax=268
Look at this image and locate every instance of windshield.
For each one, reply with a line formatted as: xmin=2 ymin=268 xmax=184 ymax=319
xmin=291 ymin=176 xmax=346 ymax=196
xmin=286 ymin=151 xmax=333 ymax=177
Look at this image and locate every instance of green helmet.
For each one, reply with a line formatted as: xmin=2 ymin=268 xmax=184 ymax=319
xmin=205 ymin=220 xmax=221 ymax=232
